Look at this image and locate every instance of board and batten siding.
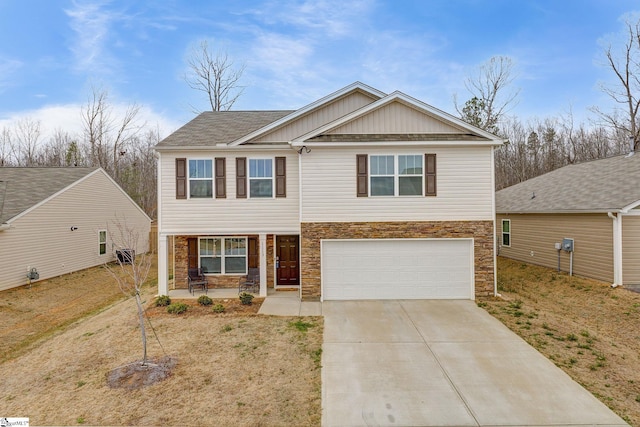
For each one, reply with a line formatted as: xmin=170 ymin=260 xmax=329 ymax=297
xmin=0 ymin=170 xmax=151 ymax=291
xmin=497 ymin=213 xmax=613 ymax=283
xmin=159 ymin=150 xmax=300 ymax=234
xmin=301 ymin=146 xmax=495 ymax=222
xmin=622 ymin=214 xmax=640 ymax=284
xmin=253 ymin=91 xmax=377 ymax=143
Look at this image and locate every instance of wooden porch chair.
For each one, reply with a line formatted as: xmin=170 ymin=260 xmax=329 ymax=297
xmin=238 ymin=268 xmax=260 ymax=294
xmin=187 ymin=268 xmax=208 ymax=295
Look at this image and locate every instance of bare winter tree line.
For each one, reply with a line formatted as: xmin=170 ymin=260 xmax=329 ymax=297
xmin=459 ymin=16 xmax=640 ymax=190
xmin=2 ymin=18 xmax=638 ymax=212
xmin=0 ymin=88 xmax=160 ymax=218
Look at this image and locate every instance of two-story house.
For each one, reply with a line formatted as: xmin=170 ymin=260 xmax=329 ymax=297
xmin=156 ymin=82 xmax=503 ymax=301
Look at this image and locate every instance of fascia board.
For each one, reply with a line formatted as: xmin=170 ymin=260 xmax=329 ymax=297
xmin=294 ymin=140 xmax=503 ymax=148
xmin=621 ymin=199 xmax=640 ymax=213
xmin=228 ymin=82 xmax=386 ymax=147
xmin=156 ymin=145 xmax=293 ymax=152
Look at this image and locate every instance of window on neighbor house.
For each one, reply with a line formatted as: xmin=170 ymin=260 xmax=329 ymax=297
xmin=199 ymin=237 xmax=247 ymax=274
xmin=502 ymin=219 xmax=511 ymax=247
xmin=249 ymin=158 xmax=273 ymax=198
xmin=99 ymin=230 xmax=107 ymax=255
xmin=370 ymin=154 xmax=423 ymax=196
xmin=189 ymin=159 xmax=213 ymax=198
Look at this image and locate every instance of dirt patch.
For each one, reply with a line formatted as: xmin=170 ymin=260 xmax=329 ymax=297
xmin=107 ymin=356 xmax=177 ymax=390
xmin=483 ymin=257 xmax=640 ymax=426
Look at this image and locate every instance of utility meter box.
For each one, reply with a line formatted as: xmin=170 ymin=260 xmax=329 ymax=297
xmin=554 ymin=242 xmax=562 ymax=250
xmin=562 ymin=238 xmax=574 ymax=252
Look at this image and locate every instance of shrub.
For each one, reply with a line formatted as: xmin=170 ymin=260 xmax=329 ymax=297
xmin=167 ymin=302 xmax=188 ymax=314
xmin=212 ymin=303 xmax=225 ymax=313
xmin=197 ymin=295 xmax=213 ymax=306
xmin=155 ymin=295 xmax=171 ymax=307
xmin=239 ymin=292 xmax=254 ymax=305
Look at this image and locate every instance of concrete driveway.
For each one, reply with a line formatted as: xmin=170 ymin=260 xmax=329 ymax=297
xmin=322 ymin=300 xmax=628 ymax=427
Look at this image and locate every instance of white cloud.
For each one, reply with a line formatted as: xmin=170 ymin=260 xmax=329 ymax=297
xmin=64 ymin=0 xmax=121 ymax=75
xmin=0 ymin=103 xmax=180 ymax=143
xmin=0 ymin=58 xmax=24 ymax=92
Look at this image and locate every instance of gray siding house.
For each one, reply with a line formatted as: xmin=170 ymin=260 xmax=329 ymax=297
xmin=0 ymin=167 xmax=151 ymax=291
xmin=496 ymin=153 xmax=640 ymax=286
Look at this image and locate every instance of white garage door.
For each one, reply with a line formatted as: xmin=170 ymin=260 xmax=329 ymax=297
xmin=322 ymin=239 xmax=474 ymax=300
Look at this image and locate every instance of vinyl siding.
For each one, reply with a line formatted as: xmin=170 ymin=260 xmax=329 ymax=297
xmin=622 ymin=215 xmax=640 ymax=284
xmin=254 ymin=91 xmax=377 ymax=142
xmin=0 ymin=171 xmax=151 ymax=291
xmin=328 ymin=101 xmax=463 ymax=134
xmin=301 ymin=146 xmax=494 ymax=222
xmin=496 ymin=213 xmax=613 ymax=283
xmin=159 ymin=150 xmax=300 ymax=234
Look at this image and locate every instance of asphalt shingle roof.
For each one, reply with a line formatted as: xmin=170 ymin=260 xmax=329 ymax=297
xmin=156 ymin=111 xmax=294 ymax=148
xmin=495 ymin=153 xmax=640 ymax=213
xmin=0 ymin=167 xmax=97 ymax=223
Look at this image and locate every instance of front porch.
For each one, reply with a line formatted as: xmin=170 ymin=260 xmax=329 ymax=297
xmin=157 ymin=233 xmax=300 ymax=298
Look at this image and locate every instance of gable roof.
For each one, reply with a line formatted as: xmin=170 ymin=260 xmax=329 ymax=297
xmin=156 ymin=111 xmax=293 ymax=149
xmin=0 ymin=167 xmax=98 ymax=223
xmin=291 ymin=91 xmax=501 ymax=146
xmin=155 ymin=82 xmax=504 ymax=151
xmin=496 ymin=153 xmax=640 ymax=213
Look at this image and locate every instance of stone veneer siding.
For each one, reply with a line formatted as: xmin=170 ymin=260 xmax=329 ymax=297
xmin=174 ymin=235 xmax=274 ymax=290
xmin=300 ymin=221 xmax=495 ymax=301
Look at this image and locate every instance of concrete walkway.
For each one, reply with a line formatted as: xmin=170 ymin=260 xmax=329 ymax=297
xmin=322 ymin=300 xmax=628 ymax=427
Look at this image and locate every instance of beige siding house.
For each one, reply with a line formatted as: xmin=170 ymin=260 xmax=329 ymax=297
xmin=156 ymin=82 xmax=504 ymax=301
xmin=496 ymin=154 xmax=640 ymax=286
xmin=0 ymin=167 xmax=151 ymax=291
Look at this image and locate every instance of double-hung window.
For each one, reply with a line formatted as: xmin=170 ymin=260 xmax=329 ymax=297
xmin=370 ymin=155 xmax=423 ymax=196
xmin=199 ymin=237 xmax=247 ymax=274
xmin=249 ymin=158 xmax=273 ymax=198
xmin=501 ymin=219 xmax=511 ymax=247
xmin=189 ymin=159 xmax=213 ymax=198
xmin=98 ymin=230 xmax=107 ymax=255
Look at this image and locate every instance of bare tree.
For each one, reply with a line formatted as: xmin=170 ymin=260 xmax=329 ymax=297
xmin=13 ymin=117 xmax=42 ymax=166
xmin=0 ymin=127 xmax=16 ymax=166
xmin=455 ymin=55 xmax=520 ymax=134
xmin=104 ymin=219 xmax=153 ymax=365
xmin=185 ymin=40 xmax=245 ymax=111
xmin=81 ymin=86 xmax=144 ymax=179
xmin=593 ymin=16 xmax=640 ymax=150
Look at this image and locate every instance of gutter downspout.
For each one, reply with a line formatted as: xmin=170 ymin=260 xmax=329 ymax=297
xmin=608 ymin=212 xmax=623 ymax=287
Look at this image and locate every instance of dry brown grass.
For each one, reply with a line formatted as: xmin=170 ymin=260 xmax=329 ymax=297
xmin=0 ymin=261 xmax=323 ymax=426
xmin=483 ymin=257 xmax=640 ymax=426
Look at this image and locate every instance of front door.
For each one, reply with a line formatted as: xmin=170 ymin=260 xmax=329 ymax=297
xmin=276 ymin=235 xmax=299 ymax=286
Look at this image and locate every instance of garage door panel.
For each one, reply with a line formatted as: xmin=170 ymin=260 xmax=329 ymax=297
xmin=322 ymin=239 xmax=473 ymax=300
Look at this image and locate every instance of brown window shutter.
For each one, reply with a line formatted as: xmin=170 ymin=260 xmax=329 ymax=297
xmin=275 ymin=156 xmax=286 ymax=198
xmin=248 ymin=236 xmax=258 ymax=268
xmin=215 ymin=157 xmax=226 ymax=198
xmin=236 ymin=157 xmax=247 ymax=198
xmin=425 ymin=153 xmax=437 ymax=196
xmin=176 ymin=158 xmax=187 ymax=199
xmin=356 ymin=154 xmax=368 ymax=197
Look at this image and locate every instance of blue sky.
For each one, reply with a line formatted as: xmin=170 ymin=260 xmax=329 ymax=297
xmin=0 ymin=0 xmax=638 ymax=138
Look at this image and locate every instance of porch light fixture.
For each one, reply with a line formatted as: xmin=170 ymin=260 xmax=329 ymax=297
xmin=297 ymin=145 xmax=311 ymax=154
xmin=70 ymin=226 xmax=78 ymax=231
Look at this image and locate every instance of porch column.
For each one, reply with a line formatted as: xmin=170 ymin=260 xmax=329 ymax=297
xmin=612 ymin=213 xmax=623 ymax=286
xmin=259 ymin=233 xmax=267 ymax=297
xmin=158 ymin=233 xmax=169 ymax=296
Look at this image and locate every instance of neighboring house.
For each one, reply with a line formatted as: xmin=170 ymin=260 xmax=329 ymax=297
xmin=496 ymin=153 xmax=640 ymax=286
xmin=155 ymin=82 xmax=503 ymax=301
xmin=0 ymin=167 xmax=151 ymax=291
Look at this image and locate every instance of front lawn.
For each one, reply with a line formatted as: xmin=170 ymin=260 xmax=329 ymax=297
xmin=483 ymin=257 xmax=640 ymax=426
